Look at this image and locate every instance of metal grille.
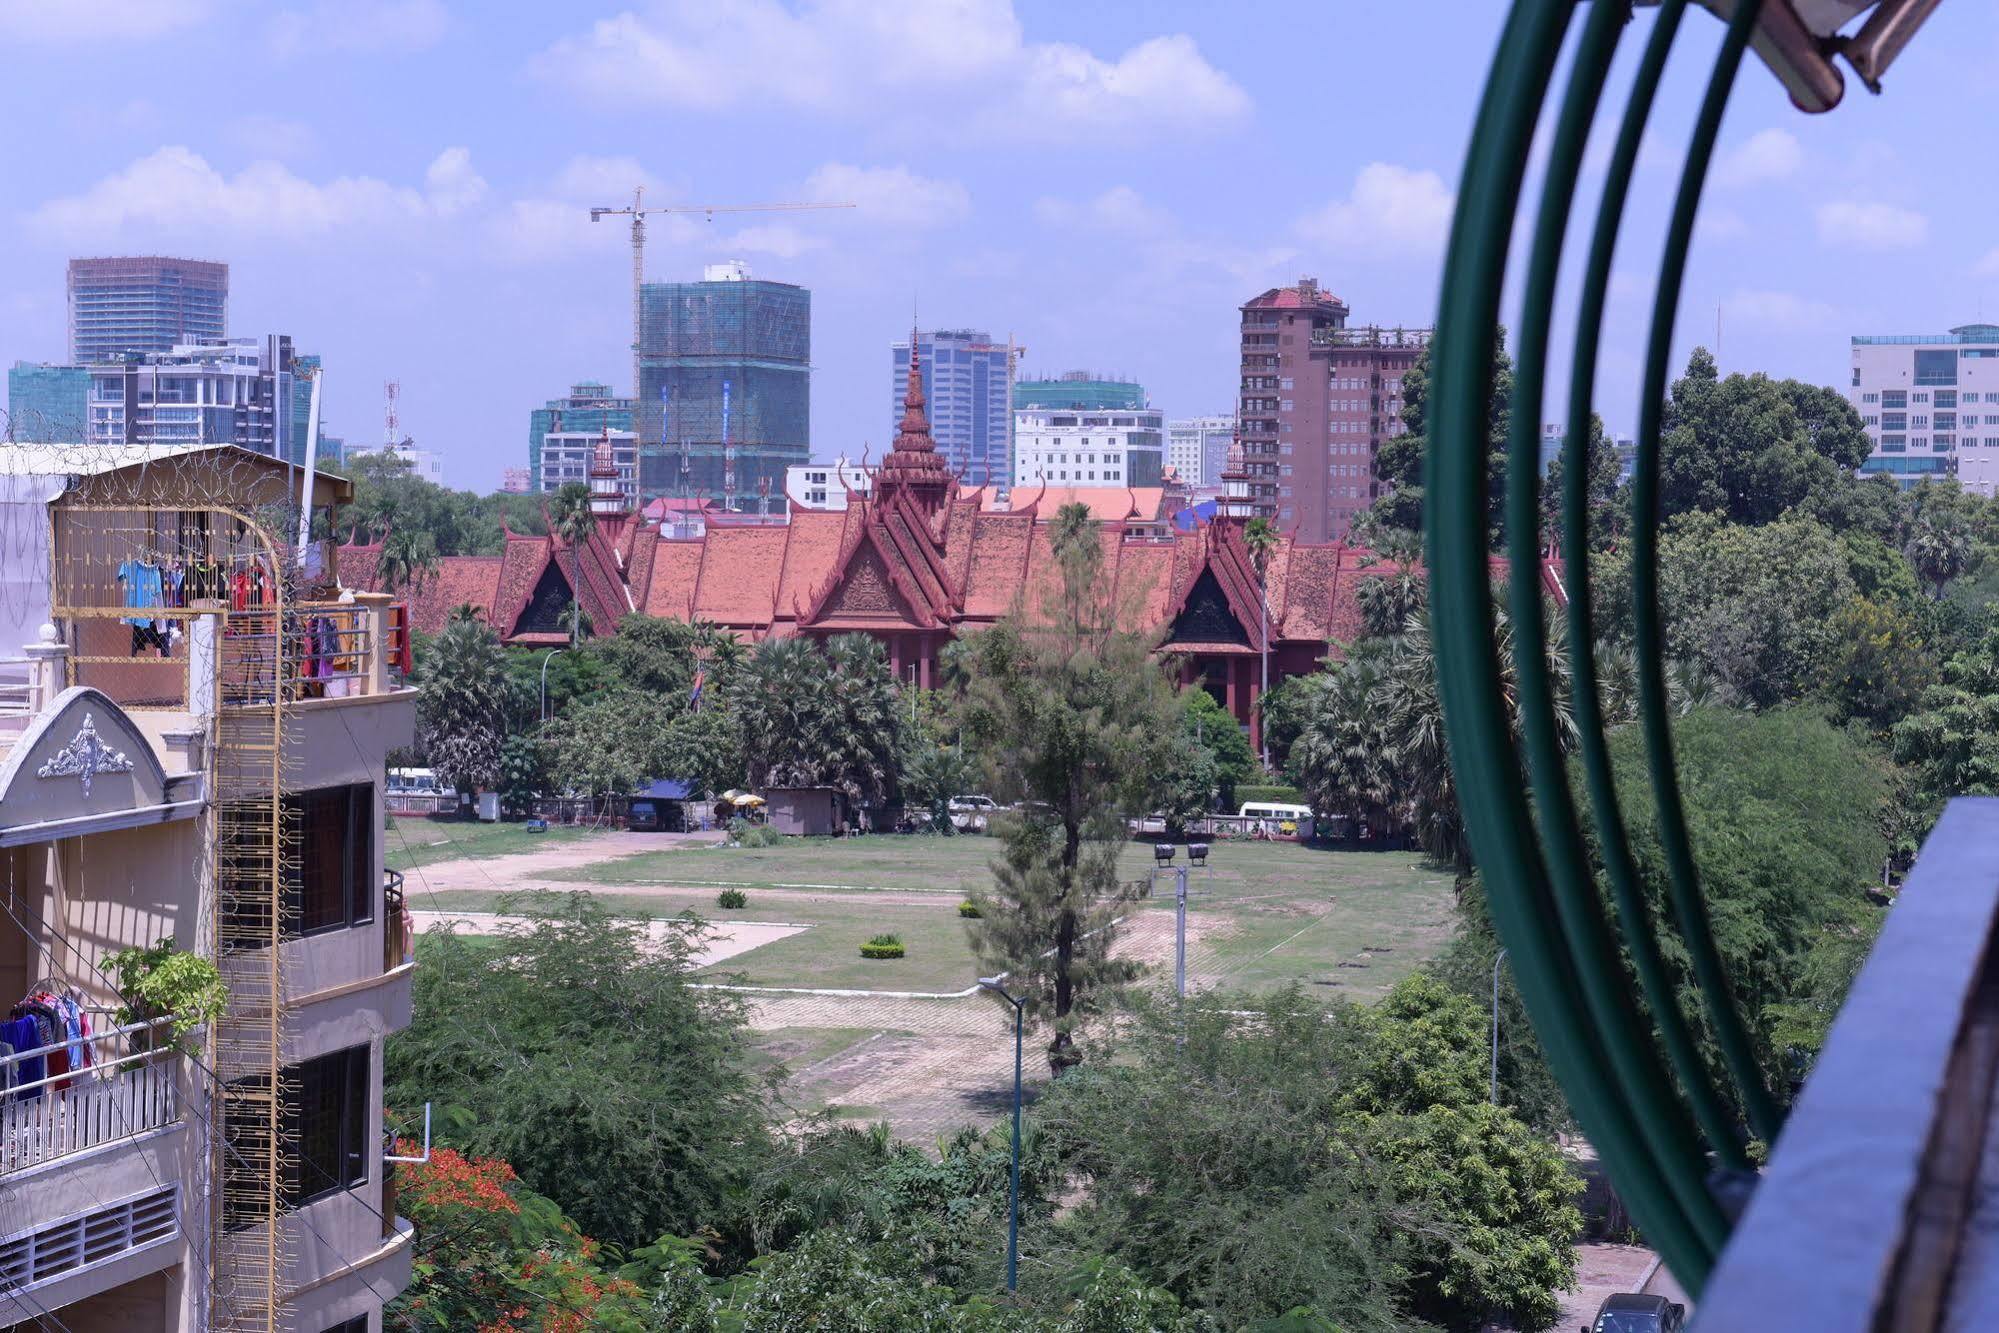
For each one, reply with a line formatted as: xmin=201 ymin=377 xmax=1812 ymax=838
xmin=47 ymin=501 xmax=300 ymax=1331
xmin=0 ymin=1186 xmax=177 ymax=1301
xmin=210 ymin=553 xmax=299 ymax=1333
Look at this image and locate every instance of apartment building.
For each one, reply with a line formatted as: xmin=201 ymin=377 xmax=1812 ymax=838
xmin=1011 ymin=407 xmax=1165 ymax=489
xmin=87 ymin=338 xmax=300 ymax=461
xmin=536 ymin=428 xmax=637 ymax=500
xmin=1167 ymin=415 xmax=1233 ymax=488
xmin=785 ymin=458 xmax=874 ymax=511
xmin=0 ymin=443 xmax=416 ymax=1331
xmin=1238 ymin=279 xmax=1429 ymax=543
xmin=1849 ymin=323 xmax=1999 ymax=491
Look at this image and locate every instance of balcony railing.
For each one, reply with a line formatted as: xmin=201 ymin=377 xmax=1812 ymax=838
xmin=0 ymin=1018 xmax=180 ymax=1176
xmin=51 ymin=598 xmax=408 ymax=714
xmin=384 ymin=869 xmax=414 ymax=972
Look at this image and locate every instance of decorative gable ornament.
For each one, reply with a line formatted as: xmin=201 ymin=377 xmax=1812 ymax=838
xmin=36 ymin=712 xmax=134 ymax=797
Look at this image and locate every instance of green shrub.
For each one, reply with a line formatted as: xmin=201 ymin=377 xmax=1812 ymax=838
xmin=728 ymin=817 xmax=782 ymax=848
xmin=716 ymin=888 xmax=748 ymax=910
xmin=860 ymin=933 xmax=905 ymax=960
xmin=107 ymin=936 xmax=226 ymax=1053
xmin=957 ymin=900 xmax=982 ymax=918
xmin=1234 ymin=783 xmax=1305 ymax=808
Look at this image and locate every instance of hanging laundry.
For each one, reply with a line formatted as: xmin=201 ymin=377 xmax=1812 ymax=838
xmin=0 ymin=1016 xmax=41 ymax=1100
xmin=116 ymin=558 xmax=165 ymax=627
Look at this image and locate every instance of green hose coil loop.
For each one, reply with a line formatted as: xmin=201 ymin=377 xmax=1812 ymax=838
xmin=1504 ymin=0 xmax=1732 ymax=1252
xmin=1427 ymin=0 xmax=1718 ymax=1288
xmin=1629 ymin=0 xmax=1785 ymax=1146
xmin=1559 ymin=0 xmax=1754 ymax=1169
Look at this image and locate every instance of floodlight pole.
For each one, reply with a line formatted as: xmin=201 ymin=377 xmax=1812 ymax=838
xmin=1175 ymin=864 xmax=1189 ymax=1001
xmin=977 ymin=976 xmax=1026 ymax=1295
xmin=539 ymin=647 xmax=567 ymax=722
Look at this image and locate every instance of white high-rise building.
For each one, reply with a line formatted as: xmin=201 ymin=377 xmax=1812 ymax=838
xmin=1012 ymin=407 xmax=1165 ymax=488
xmin=534 ymin=428 xmax=636 ymax=499
xmin=345 ymin=442 xmax=448 ymax=488
xmin=1167 ymin=415 xmax=1233 ymax=487
xmin=1849 ymin=324 xmax=1999 ymax=491
xmin=786 ymin=458 xmax=874 ymax=511
xmin=87 ymin=336 xmax=298 ymax=458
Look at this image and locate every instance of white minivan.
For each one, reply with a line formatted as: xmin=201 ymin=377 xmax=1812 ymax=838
xmin=1237 ymin=801 xmax=1312 ymax=823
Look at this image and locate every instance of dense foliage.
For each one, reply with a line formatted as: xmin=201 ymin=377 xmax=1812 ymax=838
xmin=385 ymin=895 xmax=775 ymax=1250
xmin=1036 ymin=980 xmax=1581 ymax=1331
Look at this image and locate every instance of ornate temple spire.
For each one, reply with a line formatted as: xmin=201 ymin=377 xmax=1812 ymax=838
xmin=877 ymin=326 xmax=952 ymax=512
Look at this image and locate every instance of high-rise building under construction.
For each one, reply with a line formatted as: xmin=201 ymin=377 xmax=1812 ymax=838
xmin=638 ymin=260 xmax=809 ymax=509
xmin=68 ymin=256 xmax=229 ymax=364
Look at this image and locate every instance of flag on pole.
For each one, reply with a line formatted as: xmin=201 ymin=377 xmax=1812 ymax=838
xmin=689 ymin=666 xmax=706 ymax=710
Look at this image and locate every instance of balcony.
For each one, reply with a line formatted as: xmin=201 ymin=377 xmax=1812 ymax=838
xmin=42 ymin=596 xmax=410 ymax=724
xmin=0 ymin=1018 xmax=181 ymax=1177
xmin=384 ymin=869 xmax=414 ymax=973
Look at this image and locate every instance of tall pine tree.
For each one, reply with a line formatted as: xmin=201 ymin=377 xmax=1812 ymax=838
xmin=959 ymin=504 xmax=1180 ymax=1074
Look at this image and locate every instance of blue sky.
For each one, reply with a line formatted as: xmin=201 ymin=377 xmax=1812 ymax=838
xmin=3 ymin=0 xmax=1995 ymax=488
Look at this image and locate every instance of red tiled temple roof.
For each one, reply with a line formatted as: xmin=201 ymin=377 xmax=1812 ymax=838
xmin=336 ymin=328 xmax=1564 ymax=655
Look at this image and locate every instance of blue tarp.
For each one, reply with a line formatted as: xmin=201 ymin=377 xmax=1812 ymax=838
xmin=637 ymin=778 xmax=694 ymax=800
xmin=1173 ymin=500 xmax=1219 ymax=532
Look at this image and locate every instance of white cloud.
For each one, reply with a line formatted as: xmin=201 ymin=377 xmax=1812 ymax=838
xmin=721 ymin=224 xmax=827 ymax=259
xmin=268 ymin=0 xmax=447 ymax=58
xmin=1696 ymin=208 xmax=1748 ymax=242
xmin=0 ymin=0 xmax=209 ymax=41
xmin=1721 ymin=288 xmax=1839 ymax=331
xmin=1033 ymin=185 xmax=1169 ymax=236
xmin=803 ymin=163 xmax=969 ymax=228
xmin=1716 ymin=128 xmax=1802 ymax=186
xmin=31 ymin=146 xmax=487 ymax=240
xmin=551 ymin=155 xmax=668 ymax=202
xmin=1296 ymin=164 xmax=1455 ymax=258
xmin=531 ymin=0 xmax=1247 ymax=143
xmin=996 ymin=33 xmax=1247 ymax=141
xmin=226 ymin=115 xmax=316 ymax=160
xmin=1815 ymin=199 xmax=1927 ymax=249
xmin=1975 ymin=249 xmax=1999 ymax=279
xmin=483 ymin=155 xmax=697 ymax=264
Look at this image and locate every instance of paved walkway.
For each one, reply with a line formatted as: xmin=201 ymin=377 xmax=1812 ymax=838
xmin=1558 ymin=1243 xmax=1666 ymax=1329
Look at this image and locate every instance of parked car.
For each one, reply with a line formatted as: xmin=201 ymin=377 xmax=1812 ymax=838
xmin=948 ymin=795 xmax=999 ymax=813
xmin=1587 ymin=1293 xmax=1685 ymax=1333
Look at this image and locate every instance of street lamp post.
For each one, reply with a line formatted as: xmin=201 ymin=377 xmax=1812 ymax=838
xmin=1490 ymin=946 xmax=1510 ymax=1105
xmin=977 ymin=976 xmax=1026 ymax=1294
xmin=539 ymin=647 xmax=568 ymax=722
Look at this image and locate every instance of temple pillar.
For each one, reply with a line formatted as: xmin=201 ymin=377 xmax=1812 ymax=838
xmin=888 ymin=634 xmax=903 ymax=682
xmin=1224 ymin=656 xmax=1239 ymax=718
xmin=918 ymin=634 xmax=933 ymax=690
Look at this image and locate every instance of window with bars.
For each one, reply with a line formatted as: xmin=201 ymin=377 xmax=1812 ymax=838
xmin=287 ymin=784 xmax=376 ymax=936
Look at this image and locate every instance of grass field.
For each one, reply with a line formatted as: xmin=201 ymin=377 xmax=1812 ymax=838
xmin=383 ymin=816 xmax=594 ymax=872
xmin=422 ymin=836 xmax=1456 ymax=998
xmin=545 ymin=832 xmax=1437 ymax=900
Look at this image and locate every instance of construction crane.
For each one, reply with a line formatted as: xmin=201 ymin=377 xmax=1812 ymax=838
xmin=588 ymin=188 xmax=854 ymax=425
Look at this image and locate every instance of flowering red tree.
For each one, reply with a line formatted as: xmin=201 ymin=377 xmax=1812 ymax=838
xmin=386 ymin=1142 xmax=652 ymax=1333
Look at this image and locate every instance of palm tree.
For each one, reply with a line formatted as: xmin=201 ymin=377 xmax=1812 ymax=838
xmin=375 ymin=528 xmax=438 ymax=595
xmin=1242 ymin=516 xmax=1278 ymax=577
xmin=1908 ymin=513 xmax=1971 ymax=600
xmin=550 ymin=482 xmax=598 ymax=549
